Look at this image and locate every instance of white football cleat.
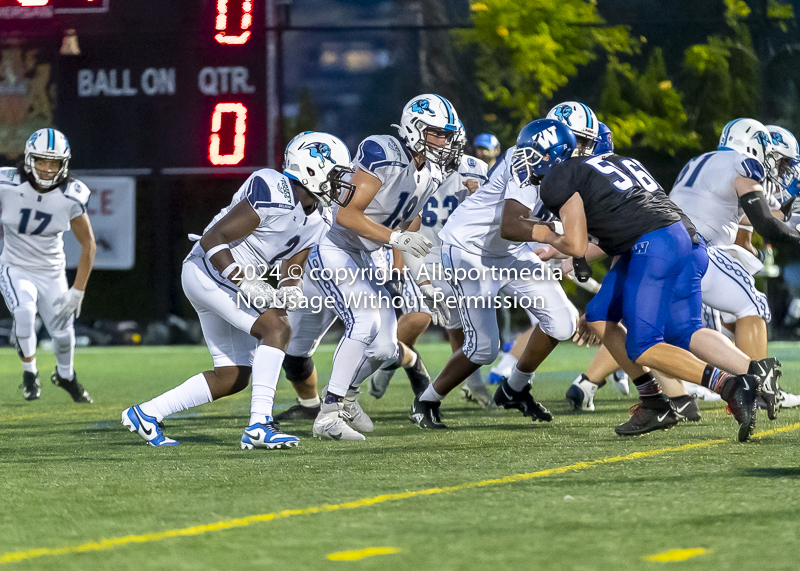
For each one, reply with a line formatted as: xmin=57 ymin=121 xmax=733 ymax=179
xmin=342 ymin=388 xmax=374 ymax=432
xmin=121 ymin=405 xmax=178 ymax=447
xmin=780 ymin=390 xmax=800 ymax=408
xmin=241 ymin=417 xmax=299 ymax=449
xmin=312 ymin=402 xmax=366 ymax=441
xmin=369 ymin=367 xmax=395 ymax=399
xmin=610 ymin=370 xmax=630 ymax=396
xmin=460 ymin=374 xmax=497 ymax=410
xmin=565 ymin=375 xmax=598 ymax=412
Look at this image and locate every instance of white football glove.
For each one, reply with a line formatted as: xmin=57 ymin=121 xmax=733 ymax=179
xmin=273 ymin=285 xmax=305 ymax=312
xmin=52 ymin=287 xmax=84 ymax=329
xmin=238 ymin=279 xmax=276 ymax=311
xmin=419 ymin=283 xmax=450 ymax=327
xmin=389 ymin=230 xmax=432 ymax=259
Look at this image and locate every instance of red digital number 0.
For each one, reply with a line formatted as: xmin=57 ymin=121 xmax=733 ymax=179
xmin=208 ymin=103 xmax=248 ymax=165
xmin=215 ymin=0 xmax=253 ymax=45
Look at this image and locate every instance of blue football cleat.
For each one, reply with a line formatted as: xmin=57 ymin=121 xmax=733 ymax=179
xmin=241 ymin=417 xmax=300 ymax=449
xmin=121 ymin=405 xmax=178 ymax=447
xmin=487 ymin=372 xmax=503 ymax=385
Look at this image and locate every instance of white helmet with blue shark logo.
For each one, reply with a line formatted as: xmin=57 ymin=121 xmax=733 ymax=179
xmin=394 ymin=94 xmax=460 ymax=167
xmin=718 ymin=118 xmax=772 ymax=168
xmin=283 ymin=131 xmax=355 ymax=208
xmin=546 ymin=101 xmax=599 ymax=156
xmin=765 ymin=125 xmax=800 ymax=198
xmin=24 ymin=128 xmax=71 ymax=190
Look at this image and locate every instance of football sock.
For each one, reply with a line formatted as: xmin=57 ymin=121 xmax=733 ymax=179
xmin=249 ymin=345 xmax=285 ymax=425
xmin=507 ymin=365 xmax=534 ymax=392
xmin=21 ymin=358 xmax=37 ymax=374
xmin=633 ymin=372 xmax=661 ymax=398
xmin=328 ymin=337 xmax=369 ymax=397
xmin=419 ymin=384 xmax=444 ymax=403
xmin=299 ymin=395 xmax=321 ymax=407
xmin=701 ymin=365 xmax=732 ymax=394
xmin=464 ymin=369 xmax=484 ymax=391
xmin=52 ymin=329 xmax=75 ymax=380
xmin=493 ymin=351 xmax=518 ymax=377
xmin=139 ymin=373 xmax=213 ymax=422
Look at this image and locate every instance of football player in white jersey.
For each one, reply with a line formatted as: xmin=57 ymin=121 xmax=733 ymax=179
xmin=409 ymin=111 xmax=581 ymax=429
xmin=0 ymin=129 xmax=95 ymax=403
xmin=122 ymin=132 xmax=353 ymax=448
xmin=670 ymin=118 xmax=800 ymax=419
xmin=368 ymin=124 xmax=493 ymax=407
xmin=307 ymin=94 xmax=457 ymax=441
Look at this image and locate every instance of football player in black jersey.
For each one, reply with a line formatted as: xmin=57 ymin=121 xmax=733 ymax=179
xmin=510 ymin=118 xmax=779 ymax=441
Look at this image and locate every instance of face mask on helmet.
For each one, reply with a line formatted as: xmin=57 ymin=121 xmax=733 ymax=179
xmin=283 ymin=132 xmax=356 ymax=208
xmin=511 ymin=119 xmax=577 ymax=187
xmin=443 ymin=124 xmax=466 ymax=175
xmin=24 ymin=128 xmax=71 ymax=190
xmin=546 ymin=102 xmax=599 ymax=157
xmin=765 ymin=125 xmax=800 ymax=199
xmin=394 ymin=94 xmax=461 ymax=169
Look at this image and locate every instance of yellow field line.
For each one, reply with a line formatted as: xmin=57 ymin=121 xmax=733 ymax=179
xmin=327 ymin=547 xmax=401 ymax=561
xmin=2 ymin=422 xmax=798 ymax=566
xmin=645 ymin=547 xmax=712 ymax=562
xmin=0 ymin=422 xmax=800 ymax=565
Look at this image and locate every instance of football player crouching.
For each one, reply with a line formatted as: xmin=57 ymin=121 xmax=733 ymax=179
xmin=121 ymin=132 xmax=354 ymax=448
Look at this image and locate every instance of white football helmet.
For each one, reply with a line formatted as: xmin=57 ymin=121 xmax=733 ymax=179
xmin=24 ymin=128 xmax=71 ymax=190
xmin=765 ymin=125 xmax=800 ymax=199
xmin=546 ymin=101 xmax=599 ymax=156
xmin=394 ymin=94 xmax=460 ymax=167
xmin=718 ymin=118 xmax=772 ymax=167
xmin=283 ymin=131 xmax=355 ymax=208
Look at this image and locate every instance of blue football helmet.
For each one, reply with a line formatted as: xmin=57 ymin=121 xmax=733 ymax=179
xmin=511 ymin=119 xmax=577 ymax=187
xmin=595 ymin=122 xmax=614 ymax=155
xmin=473 ymin=133 xmax=500 ymax=150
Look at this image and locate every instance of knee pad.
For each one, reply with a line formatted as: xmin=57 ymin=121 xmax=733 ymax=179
xmin=282 ymin=354 xmax=315 ymax=383
xmin=13 ymin=307 xmax=37 ymax=339
xmin=51 ymin=329 xmax=75 ymax=354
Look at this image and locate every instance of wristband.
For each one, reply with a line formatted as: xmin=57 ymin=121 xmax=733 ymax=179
xmin=738 ymin=225 xmax=754 ymax=233
xmin=205 ymin=243 xmax=230 ymax=259
xmin=221 ymin=263 xmax=240 ymax=281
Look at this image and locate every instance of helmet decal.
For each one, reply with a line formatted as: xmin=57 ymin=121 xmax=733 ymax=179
xmin=411 ymin=99 xmax=435 ymax=116
xmin=553 ymin=105 xmax=573 ymax=127
xmin=301 ymin=141 xmax=335 ymax=167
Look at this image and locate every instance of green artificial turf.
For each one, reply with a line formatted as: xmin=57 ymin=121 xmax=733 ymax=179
xmin=1 ymin=343 xmax=799 ymax=570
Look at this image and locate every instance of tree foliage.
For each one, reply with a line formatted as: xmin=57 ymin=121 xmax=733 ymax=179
xmin=456 ymin=0 xmax=632 ymax=142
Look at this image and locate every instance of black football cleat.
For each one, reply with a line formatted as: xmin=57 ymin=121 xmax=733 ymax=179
xmin=274 ymin=402 xmax=321 ymax=421
xmin=615 ymin=395 xmax=680 ymax=436
xmin=409 ymin=396 xmax=446 ymax=430
xmin=20 ymin=371 xmax=41 ymax=401
xmin=749 ymin=358 xmax=782 ymax=421
xmin=721 ymin=374 xmax=760 ymax=442
xmin=670 ymin=394 xmax=701 ymax=422
xmin=51 ymin=371 xmax=93 ymax=403
xmin=405 ymin=348 xmax=431 ymax=398
xmin=493 ymin=378 xmax=553 ymax=422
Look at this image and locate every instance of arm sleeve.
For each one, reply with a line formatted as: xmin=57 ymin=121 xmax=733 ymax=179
xmin=740 ymin=190 xmax=800 ymax=253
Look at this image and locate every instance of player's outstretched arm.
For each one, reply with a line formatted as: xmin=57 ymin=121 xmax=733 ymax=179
xmin=70 ymin=213 xmax=97 ymax=292
xmin=199 ymin=200 xmax=261 ymax=279
xmin=736 ymin=176 xmax=800 ymax=255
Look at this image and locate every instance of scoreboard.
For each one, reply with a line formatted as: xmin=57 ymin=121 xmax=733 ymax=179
xmin=1 ymin=0 xmax=280 ymax=171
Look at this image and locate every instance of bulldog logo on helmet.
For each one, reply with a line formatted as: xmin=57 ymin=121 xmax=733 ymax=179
xmin=411 ymin=99 xmax=436 ymax=116
xmin=301 ymin=142 xmax=336 ymax=167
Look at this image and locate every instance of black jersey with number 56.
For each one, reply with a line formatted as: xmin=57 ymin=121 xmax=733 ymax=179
xmin=539 ymin=154 xmax=694 ymax=256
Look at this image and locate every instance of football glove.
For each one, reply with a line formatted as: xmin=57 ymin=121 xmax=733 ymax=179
xmin=390 ymin=230 xmax=432 ymax=258
xmin=384 ymin=272 xmax=406 ymax=304
xmin=273 ymin=285 xmax=305 ymax=312
xmin=420 ymin=283 xmax=449 ymax=327
xmin=52 ymin=287 xmax=84 ymax=329
xmin=238 ymin=279 xmax=276 ymax=311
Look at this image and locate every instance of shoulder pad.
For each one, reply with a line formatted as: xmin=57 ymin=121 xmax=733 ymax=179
xmin=458 ymin=154 xmax=489 ymax=178
xmin=62 ymin=179 xmax=91 ymax=206
xmin=0 ymin=167 xmax=22 ymax=186
xmin=355 ymin=135 xmax=409 ymax=172
xmin=246 ymin=169 xmax=295 ymax=211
